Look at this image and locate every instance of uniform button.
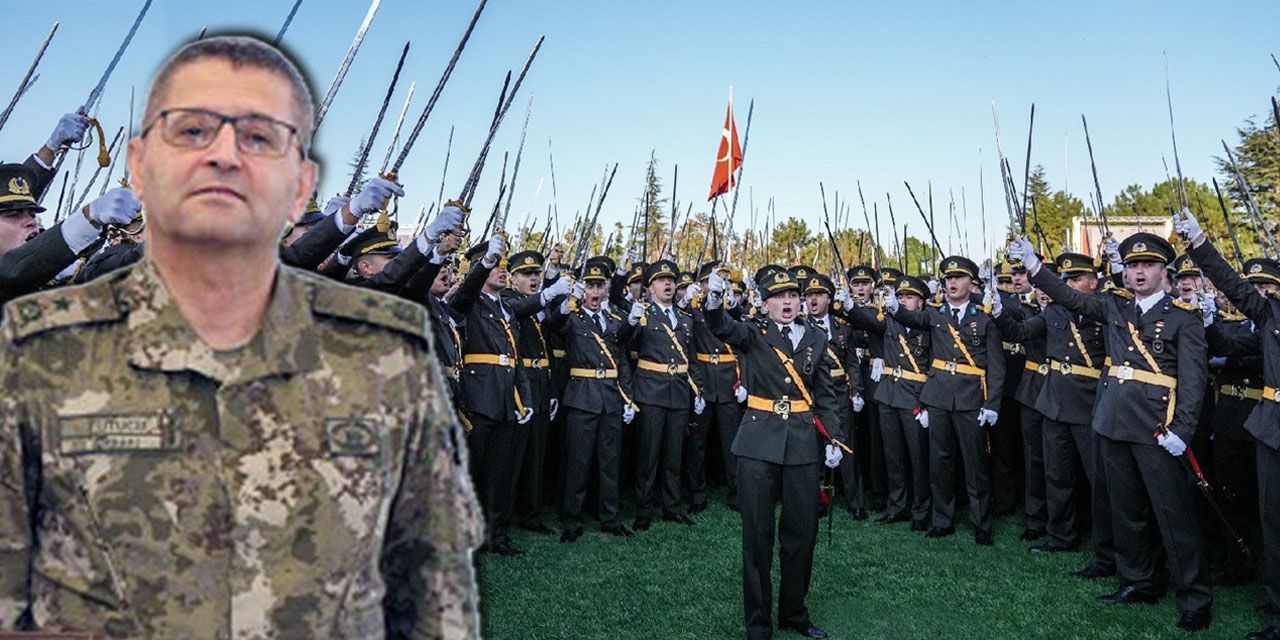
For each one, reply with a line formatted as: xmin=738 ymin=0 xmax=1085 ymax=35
xmin=1123 ymin=361 xmax=1130 ymax=366
xmin=1162 ymin=396 xmax=1168 ymax=401
xmin=1127 ymin=346 xmax=1134 ymax=351
xmin=784 ymin=377 xmax=792 ymax=383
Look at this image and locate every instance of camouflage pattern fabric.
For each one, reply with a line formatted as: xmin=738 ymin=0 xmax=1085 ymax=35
xmin=0 ymin=258 xmax=482 ymax=639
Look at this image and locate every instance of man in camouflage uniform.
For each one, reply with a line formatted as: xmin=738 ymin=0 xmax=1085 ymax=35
xmin=0 ymin=36 xmax=480 ymax=639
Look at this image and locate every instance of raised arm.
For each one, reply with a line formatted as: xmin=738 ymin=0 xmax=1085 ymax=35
xmin=1188 ymin=236 xmax=1272 ymax=324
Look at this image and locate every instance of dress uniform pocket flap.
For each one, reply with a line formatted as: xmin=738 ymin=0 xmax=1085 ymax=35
xmin=57 ymin=412 xmax=178 ymax=456
xmin=324 ymin=415 xmax=384 ymax=458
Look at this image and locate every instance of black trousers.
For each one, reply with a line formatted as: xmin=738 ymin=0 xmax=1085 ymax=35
xmin=835 ymin=405 xmax=864 ymax=512
xmin=1212 ymin=435 xmax=1259 ymax=578
xmin=991 ymin=395 xmax=1022 ymax=514
xmin=1042 ymin=418 xmax=1088 ymax=548
xmin=1258 ymin=442 xmax=1280 ymax=624
xmin=635 ymin=403 xmax=690 ymax=519
xmin=879 ymin=405 xmax=931 ymax=523
xmin=861 ymin=398 xmax=887 ymax=508
xmin=560 ymin=407 xmax=623 ymax=529
xmin=738 ymin=456 xmax=821 ymax=640
xmin=1020 ymin=405 xmax=1047 ymax=533
xmin=929 ymin=408 xmax=993 ymax=535
xmin=467 ymin=414 xmax=528 ymax=542
xmin=1080 ymin=424 xmax=1115 ymax=569
xmin=1103 ymin=437 xmax=1212 ymax=612
xmin=688 ymin=399 xmax=743 ymax=508
xmin=516 ymin=411 xmax=551 ymax=527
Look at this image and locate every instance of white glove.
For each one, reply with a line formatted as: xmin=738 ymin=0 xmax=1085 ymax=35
xmin=882 ymin=287 xmax=900 ymax=313
xmin=549 ymin=398 xmax=560 ymax=421
xmin=693 ymin=396 xmax=707 ymax=415
xmin=1199 ymin=294 xmax=1216 ymax=327
xmin=686 ymin=283 xmax=702 ymax=302
xmin=516 ymin=407 xmax=534 ymax=425
xmin=628 ymin=301 xmax=647 ymax=325
xmin=989 ymin=289 xmax=1004 ymax=317
xmin=540 ymin=276 xmax=570 ymax=304
xmin=425 ymin=204 xmax=465 ymax=240
xmin=978 ymin=259 xmax=993 ymax=283
xmin=86 ymin=188 xmax=142 ymax=226
xmin=835 ymin=287 xmax=853 ymax=309
xmin=734 ymin=384 xmax=747 ymax=403
xmin=1157 ymin=431 xmax=1187 ymax=457
xmin=824 ymin=444 xmax=844 ymax=469
xmin=916 ymin=409 xmax=929 ymax=429
xmin=1104 ymin=237 xmax=1122 ymax=265
xmin=743 ymin=275 xmax=757 ymax=293
xmin=725 ymin=290 xmax=739 ymax=309
xmin=978 ymin=408 xmax=999 ymax=427
xmin=46 ymin=112 xmax=89 ymax=151
xmin=571 ymin=281 xmax=585 ymax=300
xmin=623 ymin=248 xmax=639 ymax=272
xmin=349 ymin=176 xmax=404 ymax=216
xmin=1208 ymin=356 xmax=1227 ymax=369
xmin=323 ymin=195 xmax=350 ymax=218
xmin=622 ymin=404 xmax=636 ymax=424
xmin=484 ymin=233 xmax=505 ymax=265
xmin=1174 ymin=208 xmax=1204 ymax=244
xmin=927 ymin=279 xmax=939 ymax=295
xmin=707 ymin=271 xmax=728 ymax=293
xmin=1008 ymin=236 xmax=1040 ymax=274
xmin=870 ymin=358 xmax=885 ymax=382
xmin=852 ymin=394 xmax=865 ymax=413
xmin=679 ymin=284 xmax=694 ymax=308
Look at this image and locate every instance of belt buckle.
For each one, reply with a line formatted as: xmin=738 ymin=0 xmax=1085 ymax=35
xmin=667 ymin=363 xmax=679 ymax=375
xmin=945 ymin=361 xmax=957 ymax=374
xmin=498 ymin=354 xmax=510 ymax=367
xmin=450 ymin=365 xmax=461 ymax=380
xmin=532 ymin=358 xmax=543 ymax=368
xmin=891 ymin=367 xmax=903 ymax=379
xmin=710 ymin=353 xmax=721 ymax=365
xmin=1058 ymin=362 xmax=1072 ymax=376
xmin=1231 ymin=385 xmax=1246 ymax=400
xmin=773 ymin=396 xmax=792 ymax=420
xmin=595 ymin=367 xmax=607 ymax=379
xmin=1272 ymin=390 xmax=1280 ymax=404
xmin=1115 ymin=365 xmax=1134 ymax=381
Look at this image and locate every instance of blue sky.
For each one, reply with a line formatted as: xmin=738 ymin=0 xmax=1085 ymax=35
xmin=3 ymin=0 xmax=1278 ymax=258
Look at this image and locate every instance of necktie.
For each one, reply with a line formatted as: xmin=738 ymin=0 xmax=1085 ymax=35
xmin=592 ymin=312 xmax=605 ymax=334
xmin=668 ymin=308 xmax=678 ymax=327
xmin=951 ymin=307 xmax=960 ymax=325
xmin=781 ymin=325 xmax=793 ymax=349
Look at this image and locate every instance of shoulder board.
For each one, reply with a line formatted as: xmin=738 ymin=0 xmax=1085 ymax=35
xmin=608 ymin=312 xmax=622 ymax=322
xmin=677 ymin=308 xmax=692 ymax=317
xmin=4 ymin=267 xmax=127 ymax=343
xmin=307 ymin=271 xmax=429 ymax=343
xmin=833 ymin=315 xmax=849 ymax=327
xmin=1171 ymin=299 xmax=1198 ymax=313
xmin=1108 ymin=287 xmax=1134 ymax=300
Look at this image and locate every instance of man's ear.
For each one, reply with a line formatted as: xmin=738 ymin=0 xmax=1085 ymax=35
xmin=289 ymin=159 xmax=318 ymax=224
xmin=126 ymin=138 xmax=146 ymax=202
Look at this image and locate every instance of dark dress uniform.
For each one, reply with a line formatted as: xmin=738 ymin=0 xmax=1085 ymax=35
xmin=992 ymin=267 xmax=1030 ymax=518
xmin=0 ymin=160 xmax=87 ymax=303
xmin=704 ymin=270 xmax=844 ymax=640
xmin=1034 ymin=233 xmax=1212 ymax=620
xmin=628 ymin=260 xmax=703 ymax=527
xmin=845 ymin=275 xmax=934 ymax=528
xmin=450 ymin=252 xmax=534 ymax=552
xmin=688 ymin=262 xmax=746 ymax=510
xmin=1006 ymin=292 xmax=1048 ymax=539
xmin=1205 ymin=314 xmax=1264 ymax=584
xmin=843 ymin=265 xmax=887 ymax=512
xmin=996 ymin=254 xmax=1111 ymax=555
xmin=1189 ymin=241 xmax=1280 ymax=634
xmin=544 ymin=258 xmax=636 ymax=538
xmin=804 ymin=273 xmax=864 ymax=519
xmin=892 ymin=257 xmax=1005 ymax=541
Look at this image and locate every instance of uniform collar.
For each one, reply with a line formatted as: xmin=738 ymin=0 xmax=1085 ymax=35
xmin=118 ymin=258 xmax=321 ymax=384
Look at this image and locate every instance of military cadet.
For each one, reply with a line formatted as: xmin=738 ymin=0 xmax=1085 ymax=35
xmin=1204 ymin=280 xmax=1265 ymax=587
xmin=844 ymin=264 xmax=888 ymax=512
xmin=804 ymin=271 xmax=866 ymax=521
xmin=883 ymin=256 xmax=1004 ymax=545
xmin=843 ymin=274 xmax=934 ymax=530
xmin=0 ymin=163 xmax=140 ymax=302
xmin=994 ymin=253 xmax=1114 ymax=558
xmin=989 ymin=260 xmax=1030 ymax=520
xmin=686 ymin=261 xmax=748 ymax=511
xmin=626 ymin=258 xmax=705 ymax=530
xmin=546 ymin=257 xmax=638 ymax=541
xmin=504 ymin=249 xmax=572 ymax=535
xmin=701 ymin=266 xmax=845 ymax=640
xmin=1013 ymin=232 xmax=1213 ymax=631
xmin=1179 ymin=210 xmax=1280 ymax=639
xmin=0 ymin=35 xmax=480 ymax=638
xmin=450 ymin=233 xmax=537 ymax=556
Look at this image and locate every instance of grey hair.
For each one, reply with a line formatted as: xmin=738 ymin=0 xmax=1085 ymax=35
xmin=144 ymin=35 xmax=315 ymax=157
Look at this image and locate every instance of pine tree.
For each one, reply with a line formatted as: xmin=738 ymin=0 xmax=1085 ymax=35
xmin=346 ymin=137 xmax=370 ymax=194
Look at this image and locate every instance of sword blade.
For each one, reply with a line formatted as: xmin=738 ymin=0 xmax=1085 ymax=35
xmin=0 ymin=21 xmax=58 ymax=134
xmin=272 ymin=0 xmax=305 ymax=45
xmin=346 ymin=40 xmax=410 ymax=196
xmin=85 ymin=0 xmax=153 ymax=112
xmin=313 ymin=0 xmax=382 ymax=133
xmin=378 ymin=81 xmax=415 ymax=176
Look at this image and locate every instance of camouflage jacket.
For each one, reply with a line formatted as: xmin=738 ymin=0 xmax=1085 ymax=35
xmin=0 ymin=259 xmax=482 ymax=639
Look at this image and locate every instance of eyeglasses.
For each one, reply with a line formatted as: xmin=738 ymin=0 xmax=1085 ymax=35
xmin=141 ymin=108 xmax=303 ymax=159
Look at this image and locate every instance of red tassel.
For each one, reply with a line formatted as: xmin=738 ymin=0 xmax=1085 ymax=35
xmin=818 ymin=487 xmax=831 ymax=506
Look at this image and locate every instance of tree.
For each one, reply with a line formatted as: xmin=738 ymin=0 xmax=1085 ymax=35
xmin=771 ymin=217 xmax=812 ymax=265
xmin=346 ymin=137 xmax=369 ymax=195
xmin=1215 ymin=99 xmax=1280 ymax=255
xmin=636 ymin=151 xmax=668 ymax=262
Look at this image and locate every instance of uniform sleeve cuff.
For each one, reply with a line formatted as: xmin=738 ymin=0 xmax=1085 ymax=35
xmin=59 ymin=211 xmax=101 ymax=254
xmin=31 ymin=152 xmax=54 ymax=170
xmin=332 ymin=211 xmax=355 ymax=235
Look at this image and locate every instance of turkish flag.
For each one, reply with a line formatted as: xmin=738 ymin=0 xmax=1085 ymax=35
xmin=707 ymin=97 xmax=742 ymax=200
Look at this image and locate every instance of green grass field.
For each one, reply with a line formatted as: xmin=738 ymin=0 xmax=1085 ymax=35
xmin=477 ymin=494 xmax=1268 ymax=640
